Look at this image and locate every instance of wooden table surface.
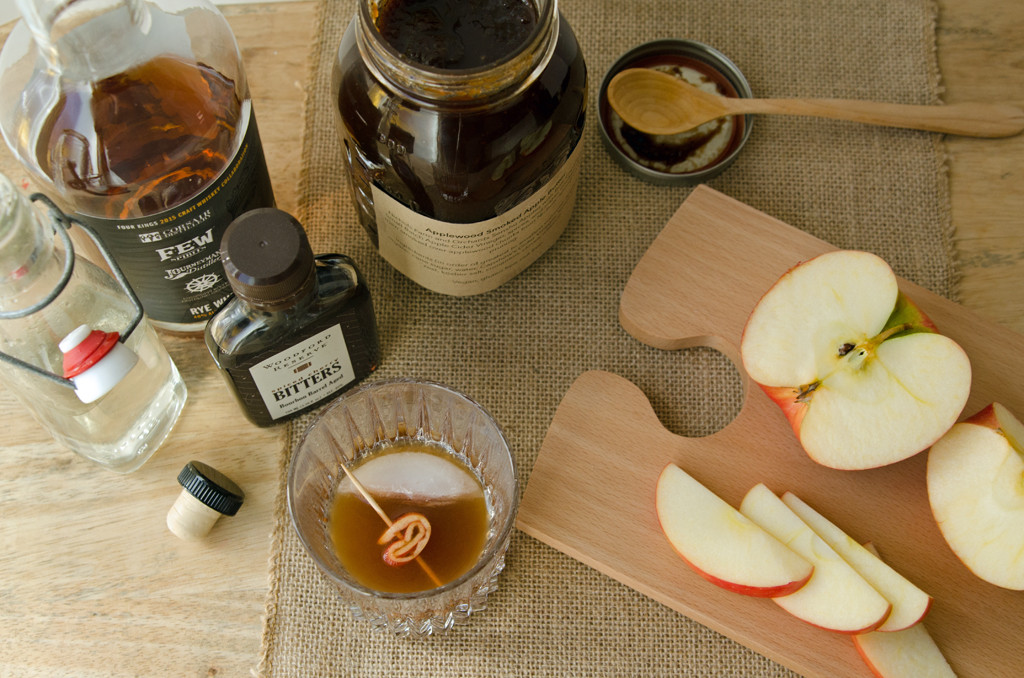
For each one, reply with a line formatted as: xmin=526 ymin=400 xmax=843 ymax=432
xmin=0 ymin=2 xmax=1020 ymax=676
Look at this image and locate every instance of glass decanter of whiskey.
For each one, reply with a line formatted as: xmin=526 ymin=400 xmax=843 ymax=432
xmin=0 ymin=0 xmax=276 ymax=332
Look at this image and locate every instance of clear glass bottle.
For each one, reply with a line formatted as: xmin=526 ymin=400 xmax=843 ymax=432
xmin=333 ymin=0 xmax=587 ymax=297
xmin=0 ymin=0 xmax=276 ymax=332
xmin=205 ymin=208 xmax=380 ymax=427
xmin=0 ymin=172 xmax=187 ymax=472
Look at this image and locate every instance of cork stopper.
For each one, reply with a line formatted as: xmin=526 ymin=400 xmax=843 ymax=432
xmin=166 ymin=461 xmax=245 ymax=540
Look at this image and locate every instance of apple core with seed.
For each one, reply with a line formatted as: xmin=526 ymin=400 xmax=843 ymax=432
xmin=740 ymin=250 xmax=972 ymax=470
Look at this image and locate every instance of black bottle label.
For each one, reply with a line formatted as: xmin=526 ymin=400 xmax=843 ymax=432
xmin=72 ymin=115 xmax=275 ymax=326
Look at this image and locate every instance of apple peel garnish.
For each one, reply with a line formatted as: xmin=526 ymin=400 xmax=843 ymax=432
xmin=378 ymin=512 xmax=432 ymax=566
xmin=337 ymin=460 xmax=443 ymax=587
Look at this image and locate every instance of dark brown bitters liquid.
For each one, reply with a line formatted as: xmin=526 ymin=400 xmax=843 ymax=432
xmin=334 ymin=0 xmax=587 ymax=242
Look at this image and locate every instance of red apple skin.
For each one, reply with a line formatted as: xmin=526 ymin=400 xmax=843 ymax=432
xmin=805 ymin=613 xmax=889 ymax=636
xmin=964 ymin=403 xmax=999 ymax=429
xmin=759 ymin=384 xmax=808 ymax=438
xmin=852 ymin=638 xmax=888 ymax=678
xmin=658 ymin=536 xmax=813 ymax=598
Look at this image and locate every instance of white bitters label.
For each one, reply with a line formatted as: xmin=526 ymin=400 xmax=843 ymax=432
xmin=374 ymin=143 xmax=584 ymax=296
xmin=249 ymin=325 xmax=355 ymax=420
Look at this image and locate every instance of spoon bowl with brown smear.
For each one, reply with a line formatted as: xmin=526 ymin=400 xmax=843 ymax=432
xmin=607 ymin=68 xmax=1024 ymax=138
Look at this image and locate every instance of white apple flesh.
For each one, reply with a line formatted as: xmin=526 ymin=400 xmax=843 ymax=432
xmin=781 ymin=492 xmax=932 ymax=631
xmin=927 ymin=402 xmax=1024 ymax=590
xmin=655 ymin=464 xmax=813 ymax=597
xmin=740 ymin=250 xmax=971 ymax=470
xmin=739 ymin=483 xmax=892 ymax=633
xmin=853 ymin=623 xmax=957 ymax=678
xmin=851 ymin=543 xmax=956 ymax=678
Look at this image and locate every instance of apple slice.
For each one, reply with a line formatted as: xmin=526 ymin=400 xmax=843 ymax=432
xmin=739 ymin=483 xmax=891 ymax=633
xmin=655 ymin=464 xmax=813 ymax=597
xmin=853 ymin=622 xmax=957 ymax=678
xmin=927 ymin=402 xmax=1024 ymax=590
xmin=851 ymin=543 xmax=956 ymax=678
xmin=781 ymin=492 xmax=932 ymax=631
xmin=739 ymin=250 xmax=971 ymax=470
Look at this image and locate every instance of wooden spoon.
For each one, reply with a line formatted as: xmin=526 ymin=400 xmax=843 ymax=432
xmin=607 ymin=68 xmax=1024 ymax=138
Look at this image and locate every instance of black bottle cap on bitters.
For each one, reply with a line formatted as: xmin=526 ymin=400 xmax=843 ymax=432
xmin=221 ymin=208 xmax=315 ymax=311
xmin=177 ymin=461 xmax=245 ymax=516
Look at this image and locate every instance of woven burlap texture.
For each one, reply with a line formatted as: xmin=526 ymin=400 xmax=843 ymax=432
xmin=258 ymin=0 xmax=953 ymax=675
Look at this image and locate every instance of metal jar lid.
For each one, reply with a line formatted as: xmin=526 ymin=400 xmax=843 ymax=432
xmin=598 ymin=39 xmax=754 ymax=186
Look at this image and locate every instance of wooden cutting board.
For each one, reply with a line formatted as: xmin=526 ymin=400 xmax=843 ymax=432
xmin=517 ymin=185 xmax=1024 ymax=678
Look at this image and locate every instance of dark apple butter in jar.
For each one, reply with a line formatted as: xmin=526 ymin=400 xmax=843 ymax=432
xmin=333 ymin=0 xmax=587 ymax=296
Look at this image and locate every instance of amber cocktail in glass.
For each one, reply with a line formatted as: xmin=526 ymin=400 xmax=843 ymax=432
xmin=287 ymin=379 xmax=518 ymax=636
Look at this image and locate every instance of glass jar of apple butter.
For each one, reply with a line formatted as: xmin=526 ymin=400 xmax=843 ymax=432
xmin=332 ymin=0 xmax=587 ymax=296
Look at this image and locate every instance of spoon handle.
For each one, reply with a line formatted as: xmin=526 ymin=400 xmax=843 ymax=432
xmin=733 ymin=98 xmax=1024 ymax=138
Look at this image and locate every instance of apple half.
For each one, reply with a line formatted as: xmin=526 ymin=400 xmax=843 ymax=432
xmin=740 ymin=483 xmax=891 ymax=633
xmin=927 ymin=402 xmax=1024 ymax=590
xmin=739 ymin=250 xmax=971 ymax=470
xmin=655 ymin=464 xmax=813 ymax=597
xmin=781 ymin=492 xmax=932 ymax=631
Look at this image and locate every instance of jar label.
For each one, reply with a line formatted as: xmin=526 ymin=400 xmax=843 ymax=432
xmin=373 ymin=141 xmax=584 ymax=296
xmin=71 ymin=111 xmax=275 ymax=327
xmin=248 ymin=324 xmax=356 ymax=420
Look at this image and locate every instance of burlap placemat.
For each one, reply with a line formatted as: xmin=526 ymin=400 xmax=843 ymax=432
xmin=258 ymin=0 xmax=953 ymax=675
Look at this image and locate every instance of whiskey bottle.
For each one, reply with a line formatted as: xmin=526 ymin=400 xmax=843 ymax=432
xmin=0 ymin=0 xmax=275 ymax=332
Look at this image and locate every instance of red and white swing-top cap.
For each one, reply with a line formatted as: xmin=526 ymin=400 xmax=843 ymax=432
xmin=59 ymin=325 xmax=138 ymax=403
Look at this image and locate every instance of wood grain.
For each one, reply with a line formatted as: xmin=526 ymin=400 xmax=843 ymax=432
xmin=608 ymin=67 xmax=1024 ymax=137
xmin=0 ymin=0 xmax=1020 ymax=676
xmin=937 ymin=0 xmax=1024 ymax=334
xmin=518 ymin=186 xmax=1024 ymax=678
xmin=0 ymin=4 xmax=315 ymax=677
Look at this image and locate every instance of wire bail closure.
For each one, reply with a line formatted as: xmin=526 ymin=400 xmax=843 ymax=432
xmin=0 ymin=194 xmax=144 ymax=390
